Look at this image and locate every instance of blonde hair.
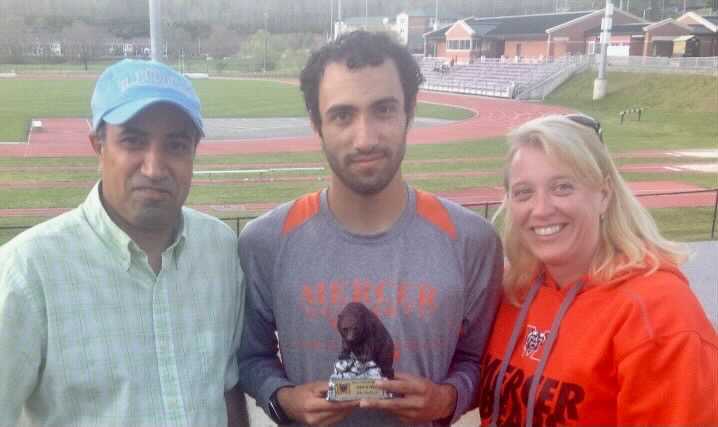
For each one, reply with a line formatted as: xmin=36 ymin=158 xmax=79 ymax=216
xmin=494 ymin=115 xmax=686 ymax=303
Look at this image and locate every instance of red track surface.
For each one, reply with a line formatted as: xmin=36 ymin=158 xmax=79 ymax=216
xmin=0 ymin=91 xmax=568 ymax=157
xmin=0 ymin=90 xmax=712 ymax=213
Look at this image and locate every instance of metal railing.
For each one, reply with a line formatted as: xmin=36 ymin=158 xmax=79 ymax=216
xmin=420 ymin=80 xmax=514 ymax=98
xmin=420 ymin=55 xmax=592 ymax=99
xmin=603 ymin=55 xmax=718 ymax=75
xmin=2 ymin=188 xmax=716 ymax=241
xmin=159 ymin=188 xmax=718 ymax=241
xmin=514 ymin=56 xmax=591 ymax=100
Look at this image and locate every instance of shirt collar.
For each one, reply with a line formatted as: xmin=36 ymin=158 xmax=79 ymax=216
xmin=81 ymin=181 xmax=188 ymax=271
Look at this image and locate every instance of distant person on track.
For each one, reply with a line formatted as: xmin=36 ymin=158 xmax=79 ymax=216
xmin=235 ymin=31 xmax=503 ymax=427
xmin=478 ymin=114 xmax=718 ymax=426
xmin=0 ymin=59 xmax=247 ymax=426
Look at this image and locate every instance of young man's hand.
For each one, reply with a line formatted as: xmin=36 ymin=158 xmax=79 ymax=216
xmin=358 ymin=372 xmax=457 ymax=424
xmin=278 ymin=381 xmax=359 ymax=426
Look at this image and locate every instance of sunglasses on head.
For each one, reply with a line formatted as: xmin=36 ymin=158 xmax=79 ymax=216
xmin=565 ymin=114 xmax=603 ymax=143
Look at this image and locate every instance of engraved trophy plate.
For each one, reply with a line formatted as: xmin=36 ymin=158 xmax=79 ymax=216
xmin=327 ymin=378 xmax=392 ymax=401
xmin=326 ymin=302 xmax=395 ymax=401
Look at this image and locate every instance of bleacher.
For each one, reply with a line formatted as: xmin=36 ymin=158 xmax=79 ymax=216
xmin=419 ymin=57 xmax=566 ymax=98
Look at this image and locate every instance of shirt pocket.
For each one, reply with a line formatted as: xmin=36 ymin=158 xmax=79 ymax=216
xmin=52 ymin=333 xmax=131 ymax=413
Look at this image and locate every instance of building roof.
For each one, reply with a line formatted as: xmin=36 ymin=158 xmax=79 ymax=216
xmin=677 ymin=12 xmax=718 ymax=32
xmin=424 ymin=23 xmax=453 ymax=39
xmin=423 ymin=9 xmax=652 ymax=41
xmin=687 ymin=25 xmax=715 ymax=35
xmin=424 ymin=11 xmax=594 ymax=39
xmin=463 ymin=22 xmax=498 ymax=36
xmin=467 ymin=11 xmax=594 ymax=36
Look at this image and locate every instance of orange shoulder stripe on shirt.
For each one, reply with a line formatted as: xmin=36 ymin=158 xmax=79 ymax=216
xmin=415 ymin=190 xmax=457 ymax=240
xmin=282 ymin=191 xmax=322 ymax=235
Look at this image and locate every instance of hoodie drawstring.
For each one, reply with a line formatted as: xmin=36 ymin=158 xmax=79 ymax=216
xmin=490 ymin=276 xmax=585 ymax=427
xmin=490 ymin=274 xmax=543 ymax=427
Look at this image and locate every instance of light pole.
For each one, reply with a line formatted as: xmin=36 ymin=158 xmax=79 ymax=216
xmin=434 ymin=0 xmax=439 ymax=31
xmin=330 ymin=0 xmax=334 ymax=40
xmin=364 ymin=0 xmax=368 ymax=30
xmin=593 ymin=0 xmax=613 ymax=100
xmin=338 ymin=0 xmax=343 ymax=37
xmin=149 ymin=0 xmax=162 ymax=61
xmin=263 ymin=11 xmax=268 ymax=73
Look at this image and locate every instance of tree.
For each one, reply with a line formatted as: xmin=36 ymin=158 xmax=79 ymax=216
xmin=62 ymin=21 xmax=104 ymax=70
xmin=205 ymin=25 xmax=239 ymax=58
xmin=240 ymin=30 xmax=276 ymax=71
xmin=164 ymin=23 xmax=194 ymax=58
xmin=205 ymin=25 xmax=240 ymax=74
xmin=0 ymin=17 xmax=29 ymax=59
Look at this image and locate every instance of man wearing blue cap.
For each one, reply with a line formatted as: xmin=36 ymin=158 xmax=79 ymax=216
xmin=0 ymin=59 xmax=246 ymax=426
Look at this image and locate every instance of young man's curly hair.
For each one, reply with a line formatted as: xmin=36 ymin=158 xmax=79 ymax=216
xmin=299 ymin=31 xmax=424 ymax=136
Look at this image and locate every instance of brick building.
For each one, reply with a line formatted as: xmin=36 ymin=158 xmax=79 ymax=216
xmin=424 ymin=8 xmax=717 ymax=62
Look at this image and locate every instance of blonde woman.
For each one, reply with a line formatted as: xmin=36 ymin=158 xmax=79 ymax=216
xmin=477 ymin=114 xmax=717 ymax=426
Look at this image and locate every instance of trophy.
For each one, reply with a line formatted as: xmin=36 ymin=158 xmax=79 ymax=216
xmin=326 ymin=302 xmax=395 ymax=401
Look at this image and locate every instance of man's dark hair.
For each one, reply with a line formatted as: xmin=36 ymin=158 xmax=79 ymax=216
xmin=300 ymin=31 xmax=424 ymax=134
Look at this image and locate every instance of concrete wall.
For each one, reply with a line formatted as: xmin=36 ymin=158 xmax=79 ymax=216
xmin=505 ymin=39 xmax=547 ymax=57
xmin=696 ymin=35 xmax=718 ymax=56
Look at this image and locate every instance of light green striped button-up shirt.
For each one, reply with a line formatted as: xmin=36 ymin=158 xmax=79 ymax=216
xmin=0 ymin=182 xmax=245 ymax=427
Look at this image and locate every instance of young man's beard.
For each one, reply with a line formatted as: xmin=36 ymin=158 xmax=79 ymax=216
xmin=322 ymin=135 xmax=407 ymax=196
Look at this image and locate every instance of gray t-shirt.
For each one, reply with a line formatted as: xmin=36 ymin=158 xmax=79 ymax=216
xmin=237 ymin=186 xmax=502 ymax=426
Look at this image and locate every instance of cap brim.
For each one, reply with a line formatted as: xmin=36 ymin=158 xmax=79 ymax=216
xmin=100 ymin=98 xmax=204 ymax=137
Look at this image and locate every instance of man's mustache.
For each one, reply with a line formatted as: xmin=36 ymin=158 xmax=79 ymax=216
xmin=344 ymin=147 xmax=391 ymax=165
xmin=130 ymin=178 xmax=173 ymax=194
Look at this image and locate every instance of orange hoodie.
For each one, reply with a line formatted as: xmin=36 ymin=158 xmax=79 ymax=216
xmin=477 ymin=264 xmax=718 ymax=426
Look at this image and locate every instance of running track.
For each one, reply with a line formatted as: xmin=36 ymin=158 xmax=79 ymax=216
xmin=0 ymin=90 xmax=713 ymax=212
xmin=0 ymin=91 xmax=568 ymax=157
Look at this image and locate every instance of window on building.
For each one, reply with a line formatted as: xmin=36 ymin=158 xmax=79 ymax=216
xmin=448 ymin=39 xmax=471 ymax=50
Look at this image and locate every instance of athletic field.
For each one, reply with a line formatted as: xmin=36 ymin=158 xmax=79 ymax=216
xmin=0 ymin=71 xmax=716 ymax=245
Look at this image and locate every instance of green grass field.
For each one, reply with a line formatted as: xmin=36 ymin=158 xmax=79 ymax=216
xmin=0 ymin=78 xmax=472 ymax=141
xmin=545 ymin=71 xmax=718 ymax=152
xmin=0 ymin=70 xmax=716 ymax=244
xmin=0 ymin=58 xmax=301 ymax=76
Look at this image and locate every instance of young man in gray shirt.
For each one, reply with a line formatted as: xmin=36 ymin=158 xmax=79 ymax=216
xmin=237 ymin=31 xmax=502 ymax=427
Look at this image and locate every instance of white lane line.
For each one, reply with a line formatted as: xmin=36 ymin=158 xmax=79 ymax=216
xmin=194 ymin=167 xmax=324 ymax=175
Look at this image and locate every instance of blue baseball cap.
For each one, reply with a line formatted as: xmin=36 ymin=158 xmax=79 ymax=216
xmin=91 ymin=59 xmax=204 ymax=136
